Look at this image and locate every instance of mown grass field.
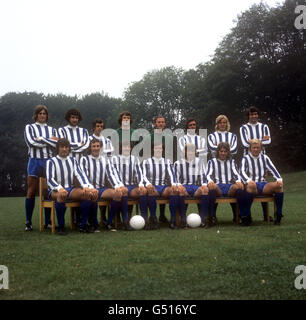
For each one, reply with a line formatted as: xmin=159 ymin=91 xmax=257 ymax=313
xmin=1 ymin=171 xmax=306 ymax=300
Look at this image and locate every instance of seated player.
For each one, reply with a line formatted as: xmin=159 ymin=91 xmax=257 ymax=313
xmin=24 ymin=105 xmax=58 ymax=231
xmin=208 ymin=114 xmax=238 ymax=221
xmin=111 ymin=141 xmax=148 ymax=229
xmin=206 ymin=142 xmax=244 ymax=226
xmin=174 ymin=143 xmax=210 ymax=228
xmin=79 ymin=138 xmax=129 ymax=232
xmin=142 ymin=142 xmax=179 ymax=229
xmin=46 ymin=138 xmax=98 ymax=235
xmin=240 ymin=139 xmax=284 ymax=226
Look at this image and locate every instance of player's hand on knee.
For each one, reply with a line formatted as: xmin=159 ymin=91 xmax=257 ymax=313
xmin=58 ymin=188 xmax=68 ymax=202
xmin=208 ymin=181 xmax=217 ymax=190
xmin=236 ymin=181 xmax=244 ymax=190
xmin=200 ymin=185 xmax=208 ymax=195
xmin=90 ymin=189 xmax=99 ymax=201
xmin=139 ymin=186 xmax=147 ymax=195
xmin=146 ymin=184 xmax=155 ymax=195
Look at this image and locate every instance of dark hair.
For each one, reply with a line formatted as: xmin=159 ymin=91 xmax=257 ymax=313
xmin=185 ymin=118 xmax=198 ymax=133
xmin=92 ymin=118 xmax=104 ymax=130
xmin=153 ymin=115 xmax=165 ymax=124
xmin=56 ymin=138 xmax=71 ymax=155
xmin=247 ymin=106 xmax=259 ymax=118
xmin=33 ymin=105 xmax=48 ymax=122
xmin=216 ymin=142 xmax=231 ymax=160
xmin=89 ymin=138 xmax=102 ymax=147
xmin=118 ymin=111 xmax=132 ymax=125
xmin=65 ymin=108 xmax=83 ymax=122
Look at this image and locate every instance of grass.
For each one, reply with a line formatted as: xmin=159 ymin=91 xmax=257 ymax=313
xmin=1 ymin=171 xmax=306 ymax=300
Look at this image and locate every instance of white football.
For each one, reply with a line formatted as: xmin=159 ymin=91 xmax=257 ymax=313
xmin=187 ymin=213 xmax=202 ymax=228
xmin=129 ymin=215 xmax=145 ymax=230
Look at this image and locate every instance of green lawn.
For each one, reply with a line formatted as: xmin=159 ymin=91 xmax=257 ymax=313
xmin=1 ymin=171 xmax=306 ymax=300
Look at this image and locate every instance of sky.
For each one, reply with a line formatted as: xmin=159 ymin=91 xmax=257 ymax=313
xmin=0 ymin=0 xmax=282 ymax=99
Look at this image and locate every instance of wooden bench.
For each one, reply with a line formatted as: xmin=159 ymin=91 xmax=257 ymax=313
xmin=39 ymin=178 xmax=110 ymax=234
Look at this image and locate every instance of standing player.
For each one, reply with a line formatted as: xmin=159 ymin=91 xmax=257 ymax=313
xmin=206 ymin=142 xmax=245 ymax=226
xmin=89 ymin=118 xmax=114 ymax=157
xmin=111 ymin=141 xmax=148 ymax=229
xmin=174 ymin=144 xmax=210 ymax=228
xmin=178 ymin=119 xmax=207 ymax=159
xmin=240 ymin=139 xmax=284 ymax=225
xmin=24 ymin=105 xmax=58 ymax=231
xmin=239 ymin=106 xmax=271 ymax=155
xmin=58 ymin=109 xmax=90 ymax=162
xmin=142 ymin=142 xmax=179 ymax=229
xmin=46 ymin=138 xmax=98 ymax=235
xmin=239 ymin=106 xmax=272 ymax=220
xmin=208 ymin=115 xmax=237 ymax=158
xmin=79 ymin=139 xmax=129 ymax=232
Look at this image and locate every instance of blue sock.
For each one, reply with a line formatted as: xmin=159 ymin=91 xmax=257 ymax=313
xmin=80 ymin=200 xmax=92 ymax=229
xmin=235 ymin=189 xmax=246 ymax=218
xmin=44 ymin=208 xmax=51 ymax=225
xmin=107 ymin=200 xmax=121 ymax=225
xmin=90 ymin=202 xmax=98 ymax=226
xmin=55 ymin=202 xmax=66 ymax=228
xmin=147 ymin=195 xmax=157 ymax=217
xmin=274 ymin=192 xmax=284 ymax=215
xmin=245 ymin=191 xmax=255 ymax=216
xmin=121 ymin=196 xmax=129 ymax=222
xmin=179 ymin=196 xmax=186 ymax=220
xmin=201 ymin=195 xmax=209 ymax=220
xmin=169 ymin=195 xmax=179 ymax=220
xmin=139 ymin=195 xmax=148 ymax=219
xmin=25 ymin=198 xmax=35 ymax=224
xmin=208 ymin=190 xmax=217 ymax=217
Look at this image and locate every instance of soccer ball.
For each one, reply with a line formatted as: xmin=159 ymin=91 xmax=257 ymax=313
xmin=187 ymin=213 xmax=201 ymax=228
xmin=129 ymin=215 xmax=145 ymax=230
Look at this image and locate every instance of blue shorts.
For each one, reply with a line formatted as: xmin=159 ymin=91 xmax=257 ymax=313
xmin=27 ymin=158 xmax=48 ymax=177
xmin=48 ymin=187 xmax=75 ymax=199
xmin=98 ymin=187 xmax=108 ymax=198
xmin=256 ymin=182 xmax=268 ymax=195
xmin=126 ymin=185 xmax=137 ymax=196
xmin=154 ymin=185 xmax=168 ymax=196
xmin=217 ymin=183 xmax=232 ymax=197
xmin=183 ymin=184 xmax=200 ymax=197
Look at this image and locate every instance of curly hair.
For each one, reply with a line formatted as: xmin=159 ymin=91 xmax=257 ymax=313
xmin=65 ymin=108 xmax=83 ymax=122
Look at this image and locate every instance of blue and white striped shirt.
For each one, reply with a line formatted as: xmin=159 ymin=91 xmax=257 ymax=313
xmin=80 ymin=155 xmax=122 ymax=189
xmin=174 ymin=158 xmax=207 ymax=186
xmin=142 ymin=157 xmax=177 ymax=186
xmin=46 ymin=155 xmax=93 ymax=192
xmin=111 ymin=155 xmax=145 ymax=187
xmin=240 ymin=153 xmax=282 ymax=183
xmin=24 ymin=122 xmax=58 ymax=159
xmin=58 ymin=125 xmax=90 ymax=162
xmin=206 ymin=158 xmax=242 ymax=184
xmin=178 ymin=133 xmax=207 ymax=158
xmin=240 ymin=122 xmax=271 ymax=154
xmin=89 ymin=134 xmax=114 ymax=157
xmin=208 ymin=131 xmax=237 ymax=157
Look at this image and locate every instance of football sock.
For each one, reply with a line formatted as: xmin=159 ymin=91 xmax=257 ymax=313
xmin=80 ymin=200 xmax=92 ymax=229
xmin=169 ymin=195 xmax=179 ymax=220
xmin=274 ymin=192 xmax=284 ymax=215
xmin=107 ymin=200 xmax=121 ymax=225
xmin=245 ymin=191 xmax=255 ymax=215
xmin=235 ymin=189 xmax=246 ymax=217
xmin=121 ymin=196 xmax=129 ymax=222
xmin=179 ymin=196 xmax=186 ymax=220
xmin=25 ymin=198 xmax=35 ymax=224
xmin=208 ymin=189 xmax=217 ymax=217
xmin=139 ymin=195 xmax=148 ymax=219
xmin=44 ymin=208 xmax=51 ymax=225
xmin=147 ymin=195 xmax=157 ymax=217
xmin=201 ymin=195 xmax=209 ymax=220
xmin=55 ymin=202 xmax=66 ymax=228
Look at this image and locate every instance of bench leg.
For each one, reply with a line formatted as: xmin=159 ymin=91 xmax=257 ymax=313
xmin=70 ymin=208 xmax=75 ymax=230
xmin=235 ymin=203 xmax=239 ymax=223
xmin=267 ymin=202 xmax=270 ymax=223
xmin=39 ymin=203 xmax=44 ymax=232
xmin=51 ymin=205 xmax=55 ymax=234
